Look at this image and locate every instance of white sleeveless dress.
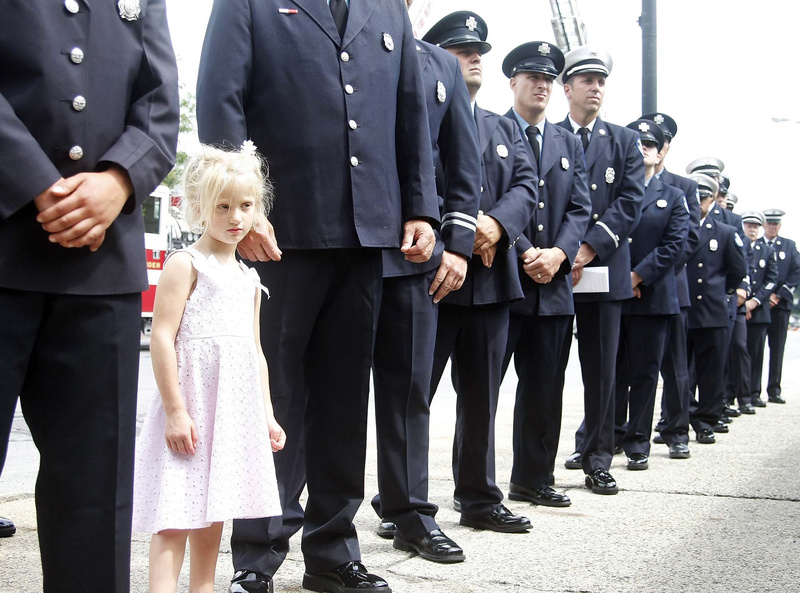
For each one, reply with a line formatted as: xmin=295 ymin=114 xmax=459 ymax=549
xmin=132 ymin=248 xmax=281 ymax=533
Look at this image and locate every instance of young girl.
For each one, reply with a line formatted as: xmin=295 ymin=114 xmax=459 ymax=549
xmin=132 ymin=143 xmax=285 ymax=593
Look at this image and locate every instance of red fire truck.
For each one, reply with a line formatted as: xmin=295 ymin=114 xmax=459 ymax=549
xmin=141 ymin=184 xmax=171 ymax=336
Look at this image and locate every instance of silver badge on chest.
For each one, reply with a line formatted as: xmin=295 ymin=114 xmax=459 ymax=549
xmin=759 ymin=259 xmax=766 ymax=268
xmin=709 ymin=239 xmax=718 ymax=252
xmin=118 ymin=0 xmax=140 ymax=21
xmin=496 ymin=144 xmax=508 ymax=158
xmin=605 ymin=167 xmax=615 ymax=183
xmin=656 ymin=199 xmax=667 ymax=208
xmin=561 ymin=157 xmax=569 ymax=170
xmin=382 ymin=33 xmax=394 ymax=51
xmin=780 ymin=251 xmax=786 ymax=260
xmin=436 ymin=81 xmax=446 ymax=104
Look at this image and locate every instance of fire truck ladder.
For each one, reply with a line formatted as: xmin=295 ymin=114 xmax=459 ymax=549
xmin=549 ymin=0 xmax=588 ymax=51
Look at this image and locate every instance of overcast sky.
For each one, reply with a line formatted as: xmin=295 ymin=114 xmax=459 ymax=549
xmin=166 ymin=0 xmax=800 ymax=237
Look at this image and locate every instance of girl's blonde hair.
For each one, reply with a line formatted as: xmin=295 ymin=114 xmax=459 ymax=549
xmin=181 ymin=142 xmax=273 ymax=233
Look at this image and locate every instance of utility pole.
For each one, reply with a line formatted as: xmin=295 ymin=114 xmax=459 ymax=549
xmin=640 ymin=0 xmax=657 ymax=114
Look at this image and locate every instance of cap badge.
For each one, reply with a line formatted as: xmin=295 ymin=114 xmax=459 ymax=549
xmin=760 ymin=259 xmax=766 ymax=268
xmin=654 ymin=114 xmax=665 ymax=125
xmin=496 ymin=144 xmax=509 ymax=158
xmin=605 ymin=167 xmax=615 ymax=184
xmin=561 ymin=157 xmax=569 ymax=170
xmin=710 ymin=239 xmax=718 ymax=252
xmin=436 ymin=80 xmax=446 ymax=104
xmin=382 ymin=33 xmax=394 ymax=51
xmin=466 ymin=16 xmax=478 ymax=31
xmin=780 ymin=251 xmax=786 ymax=260
xmin=638 ymin=122 xmax=650 ymax=132
xmin=538 ymin=43 xmax=551 ymax=56
xmin=118 ymin=0 xmax=140 ymax=21
xmin=656 ymin=199 xmax=667 ymax=208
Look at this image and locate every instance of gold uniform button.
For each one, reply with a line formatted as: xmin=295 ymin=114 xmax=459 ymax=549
xmin=345 ymin=84 xmax=354 ymax=94
xmin=591 ymin=183 xmax=597 ymax=190
xmin=350 ymin=156 xmax=359 ymax=167
xmin=696 ymin=295 xmax=703 ymax=300
xmin=698 ymin=262 xmax=704 ymax=268
xmin=537 ymin=224 xmax=544 ymax=232
xmin=341 ymin=52 xmax=350 ymax=62
xmin=65 ymin=0 xmax=79 ymax=14
xmin=70 ymin=47 xmax=84 ymax=64
xmin=628 ymin=237 xmax=633 ymax=243
xmin=592 ymin=214 xmax=599 ymax=220
xmin=697 ymin=278 xmax=703 ymax=284
xmin=68 ymin=145 xmax=83 ymax=160
xmin=348 ymin=120 xmax=357 ymax=130
xmin=538 ymin=202 xmax=545 ymax=209
xmin=72 ymin=95 xmax=86 ymax=111
xmin=538 ymin=179 xmax=545 ymax=187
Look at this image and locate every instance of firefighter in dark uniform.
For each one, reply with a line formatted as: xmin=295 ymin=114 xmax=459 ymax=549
xmin=556 ymin=46 xmax=645 ymax=495
xmin=741 ymin=211 xmax=779 ymax=407
xmin=685 ymin=174 xmax=748 ymax=444
xmin=423 ymin=11 xmax=538 ymax=532
xmin=0 ymin=1 xmax=179 ymax=590
xmin=643 ymin=112 xmax=700 ymax=458
xmin=499 ymin=41 xmax=591 ymax=507
xmin=763 ymin=209 xmax=800 ymax=404
xmin=196 ymin=1 xmax=440 ymax=591
xmin=615 ymin=119 xmax=688 ymax=470
xmin=370 ymin=1 xmax=482 ymax=564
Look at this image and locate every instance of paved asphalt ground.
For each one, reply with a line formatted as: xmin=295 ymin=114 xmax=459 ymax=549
xmin=1 ymin=333 xmax=799 ymax=592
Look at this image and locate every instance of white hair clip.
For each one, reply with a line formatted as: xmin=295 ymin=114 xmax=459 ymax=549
xmin=241 ymin=139 xmax=257 ymax=155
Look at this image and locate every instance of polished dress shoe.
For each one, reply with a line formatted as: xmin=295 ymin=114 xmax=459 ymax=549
xmin=460 ymin=504 xmax=531 ymax=533
xmin=626 ymin=453 xmax=649 ymax=471
xmin=0 ymin=517 xmax=15 ymax=538
xmin=376 ymin=520 xmax=396 ymax=539
xmin=613 ymin=444 xmax=623 ymax=455
xmin=739 ymin=403 xmax=756 ymax=415
xmin=713 ymin=420 xmax=729 ymax=433
xmin=453 ymin=498 xmax=461 ymax=512
xmin=696 ymin=429 xmax=716 ymax=444
xmin=508 ymin=483 xmax=571 ymax=507
xmin=393 ymin=529 xmax=465 ymax=563
xmin=723 ymin=406 xmax=741 ymax=417
xmin=768 ymin=395 xmax=786 ymax=404
xmin=230 ymin=570 xmax=273 ymax=593
xmin=652 ymin=432 xmax=665 ymax=444
xmin=668 ymin=442 xmax=691 ymax=459
xmin=720 ymin=415 xmax=733 ymax=424
xmin=564 ymin=451 xmax=582 ymax=469
xmin=585 ymin=469 xmax=618 ymax=495
xmin=303 ymin=561 xmax=390 ymax=593
xmin=751 ymin=397 xmax=767 ymax=408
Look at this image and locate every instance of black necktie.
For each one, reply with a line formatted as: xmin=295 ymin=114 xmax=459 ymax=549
xmin=525 ymin=126 xmax=540 ymax=167
xmin=330 ymin=0 xmax=348 ymax=39
xmin=578 ymin=127 xmax=590 ymax=151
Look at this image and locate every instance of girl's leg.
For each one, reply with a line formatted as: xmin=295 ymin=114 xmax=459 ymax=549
xmin=188 ymin=522 xmax=224 ymax=593
xmin=149 ymin=529 xmax=190 ymax=593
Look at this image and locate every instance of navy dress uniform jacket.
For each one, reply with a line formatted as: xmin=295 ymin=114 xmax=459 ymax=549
xmin=197 ymin=0 xmax=439 ymax=250
xmin=504 ymin=114 xmax=591 ymax=316
xmin=747 ymin=239 xmax=779 ymax=324
xmin=659 ymin=169 xmax=700 ymax=308
xmin=557 ymin=117 xmax=645 ymax=302
xmin=0 ymin=0 xmax=179 ymax=294
xmin=768 ymin=236 xmax=800 ymax=310
xmin=622 ymin=177 xmax=689 ymax=316
xmin=443 ymin=106 xmax=537 ymax=306
xmin=686 ymin=218 xmax=748 ymax=330
xmin=383 ymin=39 xmax=480 ymax=277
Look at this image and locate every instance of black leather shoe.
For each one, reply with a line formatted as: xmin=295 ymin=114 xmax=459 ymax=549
xmin=720 ymin=415 xmax=733 ymax=424
xmin=768 ymin=395 xmax=786 ymax=404
xmin=652 ymin=432 xmax=665 ymax=444
xmin=303 ymin=561 xmax=390 ymax=593
xmin=393 ymin=529 xmax=465 ymax=563
xmin=0 ymin=517 xmax=15 ymax=538
xmin=585 ymin=469 xmax=618 ymax=495
xmin=626 ymin=453 xmax=649 ymax=471
xmin=713 ymin=420 xmax=729 ymax=433
xmin=696 ymin=429 xmax=716 ymax=444
xmin=613 ymin=444 xmax=623 ymax=455
xmin=508 ymin=483 xmax=571 ymax=507
xmin=723 ymin=406 xmax=741 ymax=417
xmin=751 ymin=397 xmax=767 ymax=408
xmin=230 ymin=570 xmax=273 ymax=593
xmin=669 ymin=443 xmax=691 ymax=459
xmin=460 ymin=504 xmax=531 ymax=533
xmin=376 ymin=520 xmax=396 ymax=539
xmin=453 ymin=498 xmax=461 ymax=512
xmin=739 ymin=403 xmax=756 ymax=415
xmin=564 ymin=451 xmax=582 ymax=469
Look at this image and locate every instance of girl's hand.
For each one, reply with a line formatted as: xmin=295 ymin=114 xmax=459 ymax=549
xmin=268 ymin=419 xmax=286 ymax=452
xmin=165 ymin=410 xmax=198 ymax=455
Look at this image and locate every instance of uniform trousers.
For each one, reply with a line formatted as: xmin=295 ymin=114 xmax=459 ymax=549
xmin=657 ymin=310 xmax=692 ymax=445
xmin=430 ymin=302 xmax=508 ymax=516
xmin=725 ymin=310 xmax=751 ymax=406
xmin=502 ymin=313 xmax=573 ymax=489
xmin=767 ymin=308 xmax=791 ymax=399
xmin=0 ymin=288 xmax=140 ymax=593
xmin=747 ymin=322 xmax=769 ymax=401
xmin=615 ymin=315 xmax=671 ymax=456
xmin=231 ymin=249 xmax=381 ymax=575
xmin=574 ymin=300 xmax=621 ymax=473
xmin=687 ymin=326 xmax=728 ymax=433
xmin=370 ymin=269 xmax=439 ymax=540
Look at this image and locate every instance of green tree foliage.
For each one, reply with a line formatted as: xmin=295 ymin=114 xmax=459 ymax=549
xmin=162 ymin=87 xmax=196 ymax=189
